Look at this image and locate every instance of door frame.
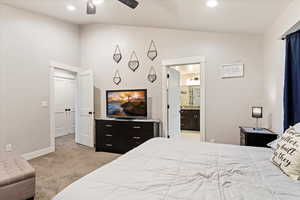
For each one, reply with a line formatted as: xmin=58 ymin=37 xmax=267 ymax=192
xmin=49 ymin=61 xmax=81 ymax=150
xmin=162 ymin=56 xmax=206 ymax=141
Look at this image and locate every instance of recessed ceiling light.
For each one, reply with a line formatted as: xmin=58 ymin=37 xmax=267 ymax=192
xmin=93 ymin=0 xmax=104 ymax=5
xmin=206 ymin=0 xmax=219 ymax=8
xmin=66 ymin=4 xmax=76 ymax=11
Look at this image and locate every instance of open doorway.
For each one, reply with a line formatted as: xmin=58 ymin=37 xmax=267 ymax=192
xmin=49 ymin=62 xmax=95 ymax=151
xmin=53 ymin=69 xmax=76 ymax=142
xmin=168 ymin=64 xmax=201 ymax=140
xmin=162 ymin=57 xmax=206 ymax=141
xmin=172 ymin=64 xmax=201 ymax=139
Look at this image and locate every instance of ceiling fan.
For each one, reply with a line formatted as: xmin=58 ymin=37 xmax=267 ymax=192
xmin=87 ymin=0 xmax=139 ymax=15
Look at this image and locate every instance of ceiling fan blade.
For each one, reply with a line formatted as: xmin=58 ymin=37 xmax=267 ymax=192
xmin=87 ymin=0 xmax=96 ymax=15
xmin=117 ymin=0 xmax=139 ymax=9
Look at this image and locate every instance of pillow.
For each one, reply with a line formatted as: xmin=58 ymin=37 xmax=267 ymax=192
xmin=267 ymin=138 xmax=280 ymax=150
xmin=294 ymin=122 xmax=300 ymax=132
xmin=271 ymin=127 xmax=300 ymax=180
xmin=268 ymin=123 xmax=300 ymax=151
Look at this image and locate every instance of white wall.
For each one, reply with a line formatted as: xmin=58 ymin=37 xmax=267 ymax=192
xmin=0 ymin=4 xmax=80 ymax=154
xmin=263 ymin=0 xmax=300 ymax=133
xmin=0 ymin=5 xmax=5 ymax=151
xmin=80 ymin=24 xmax=264 ymax=144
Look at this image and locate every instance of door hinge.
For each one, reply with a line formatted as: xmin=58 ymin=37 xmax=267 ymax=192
xmin=167 ymin=74 xmax=170 ymax=79
xmin=167 ymin=104 xmax=170 ymax=109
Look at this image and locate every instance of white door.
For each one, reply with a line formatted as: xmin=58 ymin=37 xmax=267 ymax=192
xmin=167 ymin=68 xmax=181 ymax=138
xmin=54 ymin=78 xmax=76 ymax=137
xmin=65 ymin=79 xmax=76 ymax=134
xmin=76 ymin=70 xmax=94 ymax=147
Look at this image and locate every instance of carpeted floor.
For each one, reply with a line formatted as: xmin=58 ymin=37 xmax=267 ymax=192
xmin=29 ymin=135 xmax=120 ymax=200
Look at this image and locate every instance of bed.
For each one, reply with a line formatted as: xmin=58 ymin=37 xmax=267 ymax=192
xmin=53 ymin=138 xmax=300 ymax=200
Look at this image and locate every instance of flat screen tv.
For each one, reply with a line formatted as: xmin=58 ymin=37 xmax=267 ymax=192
xmin=106 ymin=89 xmax=147 ymax=119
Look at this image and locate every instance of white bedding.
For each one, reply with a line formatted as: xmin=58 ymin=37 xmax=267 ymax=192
xmin=53 ymin=138 xmax=300 ymax=200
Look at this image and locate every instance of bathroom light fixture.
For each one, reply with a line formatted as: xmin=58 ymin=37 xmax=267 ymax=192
xmin=87 ymin=0 xmax=96 ymax=15
xmin=66 ymin=4 xmax=76 ymax=11
xmin=206 ymin=0 xmax=219 ymax=8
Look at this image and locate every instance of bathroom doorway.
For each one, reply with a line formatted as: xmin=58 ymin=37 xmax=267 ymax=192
xmin=162 ymin=56 xmax=206 ymax=141
xmin=170 ymin=64 xmax=201 ymax=139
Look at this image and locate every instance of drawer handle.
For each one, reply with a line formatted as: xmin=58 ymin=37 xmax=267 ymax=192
xmin=105 ymin=125 xmax=113 ymax=127
xmin=105 ymin=134 xmax=113 ymax=137
xmin=133 ymin=136 xmax=141 ymax=139
xmin=133 ymin=126 xmax=141 ymax=129
xmin=105 ymin=144 xmax=113 ymax=147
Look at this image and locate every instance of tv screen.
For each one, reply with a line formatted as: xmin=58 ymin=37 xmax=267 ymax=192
xmin=106 ymin=89 xmax=147 ymax=119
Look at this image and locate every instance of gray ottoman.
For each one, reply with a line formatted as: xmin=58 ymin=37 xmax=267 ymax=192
xmin=0 ymin=152 xmax=35 ymax=200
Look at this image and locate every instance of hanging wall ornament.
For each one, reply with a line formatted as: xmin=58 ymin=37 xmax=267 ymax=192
xmin=128 ymin=51 xmax=140 ymax=72
xmin=147 ymin=66 xmax=157 ymax=83
xmin=113 ymin=70 xmax=122 ymax=85
xmin=113 ymin=45 xmax=122 ymax=64
xmin=147 ymin=40 xmax=158 ymax=61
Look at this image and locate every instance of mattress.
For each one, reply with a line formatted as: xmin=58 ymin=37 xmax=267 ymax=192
xmin=53 ymin=138 xmax=300 ymax=200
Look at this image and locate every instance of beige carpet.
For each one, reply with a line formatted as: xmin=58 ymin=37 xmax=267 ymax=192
xmin=29 ymin=135 xmax=120 ymax=200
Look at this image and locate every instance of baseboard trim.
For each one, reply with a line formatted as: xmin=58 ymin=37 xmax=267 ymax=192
xmin=22 ymin=146 xmax=55 ymax=160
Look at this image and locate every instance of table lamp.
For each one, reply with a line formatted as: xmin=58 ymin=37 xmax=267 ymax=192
xmin=252 ymin=107 xmax=263 ymax=130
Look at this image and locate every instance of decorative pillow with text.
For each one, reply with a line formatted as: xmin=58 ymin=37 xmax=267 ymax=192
xmin=271 ymin=127 xmax=300 ymax=180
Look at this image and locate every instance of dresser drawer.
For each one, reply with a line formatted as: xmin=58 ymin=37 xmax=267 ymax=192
xmin=126 ymin=123 xmax=153 ymax=137
xmin=100 ymin=142 xmax=115 ymax=152
xmin=101 ymin=133 xmax=114 ymax=144
xmin=101 ymin=122 xmax=118 ymax=132
xmin=126 ymin=135 xmax=150 ymax=149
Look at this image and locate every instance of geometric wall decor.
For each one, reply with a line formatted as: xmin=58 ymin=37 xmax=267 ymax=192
xmin=147 ymin=40 xmax=158 ymax=61
xmin=147 ymin=66 xmax=157 ymax=83
xmin=113 ymin=70 xmax=122 ymax=85
xmin=128 ymin=51 xmax=140 ymax=72
xmin=113 ymin=45 xmax=122 ymax=64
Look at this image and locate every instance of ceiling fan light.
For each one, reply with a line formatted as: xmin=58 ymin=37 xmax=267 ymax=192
xmin=206 ymin=0 xmax=219 ymax=8
xmin=87 ymin=0 xmax=96 ymax=14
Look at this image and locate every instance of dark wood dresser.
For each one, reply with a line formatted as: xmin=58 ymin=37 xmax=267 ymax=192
xmin=95 ymin=119 xmax=160 ymax=154
xmin=239 ymin=127 xmax=278 ymax=148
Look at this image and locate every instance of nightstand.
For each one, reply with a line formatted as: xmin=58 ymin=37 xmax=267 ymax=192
xmin=239 ymin=127 xmax=278 ymax=148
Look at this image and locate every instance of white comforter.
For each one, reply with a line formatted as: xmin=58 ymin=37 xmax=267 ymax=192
xmin=53 ymin=138 xmax=300 ymax=200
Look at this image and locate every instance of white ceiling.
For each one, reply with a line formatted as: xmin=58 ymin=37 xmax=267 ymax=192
xmin=0 ymin=0 xmax=291 ymax=34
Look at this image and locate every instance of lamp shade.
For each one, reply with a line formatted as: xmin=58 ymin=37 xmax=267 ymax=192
xmin=252 ymin=107 xmax=263 ymax=118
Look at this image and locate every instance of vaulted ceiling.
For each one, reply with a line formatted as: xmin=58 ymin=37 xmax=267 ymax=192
xmin=0 ymin=0 xmax=292 ymax=34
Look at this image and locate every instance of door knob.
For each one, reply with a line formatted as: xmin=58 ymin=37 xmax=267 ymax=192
xmin=88 ymin=112 xmax=94 ymax=115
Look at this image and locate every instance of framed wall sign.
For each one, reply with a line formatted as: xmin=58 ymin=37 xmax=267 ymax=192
xmin=221 ymin=63 xmax=244 ymax=78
